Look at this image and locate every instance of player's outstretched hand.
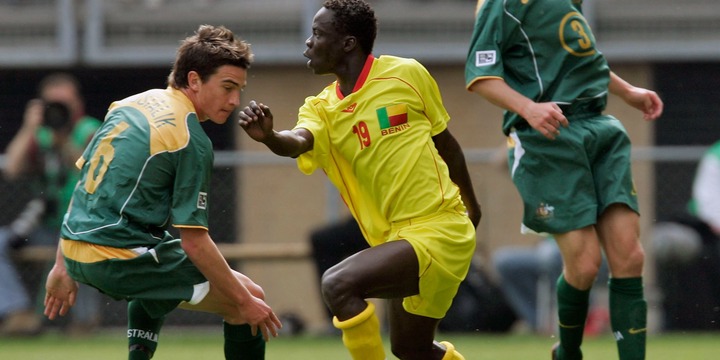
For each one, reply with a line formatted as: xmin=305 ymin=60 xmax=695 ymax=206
xmin=623 ymin=87 xmax=664 ymax=121
xmin=238 ymin=100 xmax=274 ymax=143
xmin=44 ymin=264 xmax=78 ymax=320
xmin=240 ymin=295 xmax=283 ymax=341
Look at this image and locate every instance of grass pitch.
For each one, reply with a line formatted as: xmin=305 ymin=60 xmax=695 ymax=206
xmin=1 ymin=328 xmax=718 ymax=359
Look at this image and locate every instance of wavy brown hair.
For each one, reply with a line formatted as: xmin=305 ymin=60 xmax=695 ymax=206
xmin=168 ymin=25 xmax=253 ymax=89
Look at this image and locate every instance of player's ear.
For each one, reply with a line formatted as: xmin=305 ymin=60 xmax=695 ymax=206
xmin=187 ymin=71 xmax=202 ymax=91
xmin=342 ymin=35 xmax=357 ymax=53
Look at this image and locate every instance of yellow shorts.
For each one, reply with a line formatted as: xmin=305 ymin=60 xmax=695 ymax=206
xmin=389 ymin=210 xmax=476 ymax=319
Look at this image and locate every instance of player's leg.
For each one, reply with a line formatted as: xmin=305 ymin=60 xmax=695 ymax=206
xmin=386 ymin=298 xmax=463 ymax=360
xmin=553 ymin=227 xmax=603 ymax=360
xmin=310 ymin=217 xmax=368 ymax=322
xmin=179 ymin=270 xmax=267 ymax=360
xmin=331 ymin=300 xmax=385 ymax=360
xmin=219 ymin=273 xmax=265 ymax=360
xmin=322 ymin=240 xmax=420 ymax=360
xmin=127 ymin=300 xmax=165 ymax=360
xmin=597 ymin=204 xmax=646 ymax=360
xmin=591 ymin=117 xmax=645 ymax=359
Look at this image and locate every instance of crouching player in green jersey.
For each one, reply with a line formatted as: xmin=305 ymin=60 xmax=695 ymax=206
xmin=466 ymin=1 xmax=663 ymax=359
xmin=43 ymin=25 xmax=282 ymax=360
xmin=238 ymin=1 xmax=481 ymax=359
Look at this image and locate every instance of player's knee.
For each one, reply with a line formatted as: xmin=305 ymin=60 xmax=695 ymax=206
xmin=566 ymin=260 xmax=601 ymax=289
xmin=320 ymin=265 xmax=355 ymax=307
xmin=626 ymin=243 xmax=645 ymax=265
xmin=612 ymin=245 xmax=645 ymax=276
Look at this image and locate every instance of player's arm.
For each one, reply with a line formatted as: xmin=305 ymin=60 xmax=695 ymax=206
xmin=179 ymin=227 xmax=281 ymax=340
xmin=433 ymin=129 xmax=481 ymax=228
xmin=468 ymin=78 xmax=568 ymax=140
xmin=608 ymin=71 xmax=664 ymax=121
xmin=4 ymin=99 xmax=44 ymax=180
xmin=44 ymin=240 xmax=78 ymax=320
xmin=237 ymin=100 xmax=313 ymax=158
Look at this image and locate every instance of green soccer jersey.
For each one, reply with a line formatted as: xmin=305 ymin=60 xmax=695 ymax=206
xmin=465 ymin=0 xmax=610 ymax=134
xmin=295 ymin=55 xmax=465 ymax=246
xmin=61 ymin=87 xmax=213 ymax=248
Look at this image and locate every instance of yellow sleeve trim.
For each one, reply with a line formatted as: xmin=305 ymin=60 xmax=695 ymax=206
xmin=466 ymin=75 xmax=504 ymax=90
xmin=173 ymin=225 xmax=209 ymax=231
xmin=75 ymin=156 xmax=86 ymax=170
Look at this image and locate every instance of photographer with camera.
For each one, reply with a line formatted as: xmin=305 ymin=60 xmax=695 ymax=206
xmin=1 ymin=72 xmax=101 ymax=337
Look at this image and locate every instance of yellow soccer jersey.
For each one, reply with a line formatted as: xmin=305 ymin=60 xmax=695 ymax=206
xmin=296 ymin=55 xmax=465 ymax=246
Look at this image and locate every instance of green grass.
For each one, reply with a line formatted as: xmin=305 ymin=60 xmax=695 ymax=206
xmin=1 ymin=328 xmax=719 ymax=359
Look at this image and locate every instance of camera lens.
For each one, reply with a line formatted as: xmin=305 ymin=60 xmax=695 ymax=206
xmin=43 ymin=102 xmax=71 ymax=130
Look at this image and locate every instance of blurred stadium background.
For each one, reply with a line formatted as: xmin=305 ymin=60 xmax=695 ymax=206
xmin=1 ymin=0 xmax=720 ymax=336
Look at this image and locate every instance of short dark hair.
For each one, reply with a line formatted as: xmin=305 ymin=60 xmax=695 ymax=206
xmin=323 ymin=0 xmax=377 ymax=55
xmin=168 ymin=25 xmax=254 ymax=89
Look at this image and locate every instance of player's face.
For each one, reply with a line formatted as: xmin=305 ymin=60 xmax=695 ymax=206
xmin=304 ymin=7 xmax=346 ymax=75
xmin=193 ymin=65 xmax=246 ymax=124
xmin=41 ymin=82 xmax=82 ymax=121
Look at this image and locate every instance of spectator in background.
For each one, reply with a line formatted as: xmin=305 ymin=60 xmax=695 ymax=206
xmin=0 ymin=73 xmax=102 ymax=336
xmin=689 ymin=140 xmax=720 ymax=235
xmin=493 ymin=238 xmax=563 ymax=333
xmin=653 ymin=140 xmax=720 ymax=331
xmin=493 ymin=238 xmax=610 ymax=335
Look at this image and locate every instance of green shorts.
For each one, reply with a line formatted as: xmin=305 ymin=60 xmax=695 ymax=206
xmin=389 ymin=209 xmax=476 ymax=319
xmin=64 ymin=238 xmax=208 ymax=319
xmin=507 ymin=113 xmax=639 ymax=235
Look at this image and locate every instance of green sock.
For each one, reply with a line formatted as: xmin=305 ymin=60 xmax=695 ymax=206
xmin=224 ymin=322 xmax=265 ymax=360
xmin=609 ymin=277 xmax=646 ymax=360
xmin=127 ymin=300 xmax=164 ymax=360
xmin=555 ymin=275 xmax=590 ymax=360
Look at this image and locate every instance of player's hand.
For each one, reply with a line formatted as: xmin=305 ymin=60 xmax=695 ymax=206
xmin=23 ymin=99 xmax=45 ymax=130
xmin=523 ymin=102 xmax=569 ymax=140
xmin=238 ymin=100 xmax=275 ymax=143
xmin=622 ymin=87 xmax=664 ymax=121
xmin=238 ymin=296 xmax=283 ymax=341
xmin=43 ymin=264 xmax=78 ymax=320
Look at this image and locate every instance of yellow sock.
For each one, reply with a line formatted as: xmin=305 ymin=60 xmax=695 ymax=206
xmin=332 ymin=302 xmax=385 ymax=360
xmin=440 ymin=341 xmax=465 ymax=360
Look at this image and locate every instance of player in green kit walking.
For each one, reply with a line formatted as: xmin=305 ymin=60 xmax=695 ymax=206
xmin=43 ymin=25 xmax=282 ymax=360
xmin=465 ymin=1 xmax=663 ymax=359
xmin=239 ymin=1 xmax=480 ymax=359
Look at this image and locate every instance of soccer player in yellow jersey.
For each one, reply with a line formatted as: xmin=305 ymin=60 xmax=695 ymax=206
xmin=239 ymin=1 xmax=480 ymax=359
